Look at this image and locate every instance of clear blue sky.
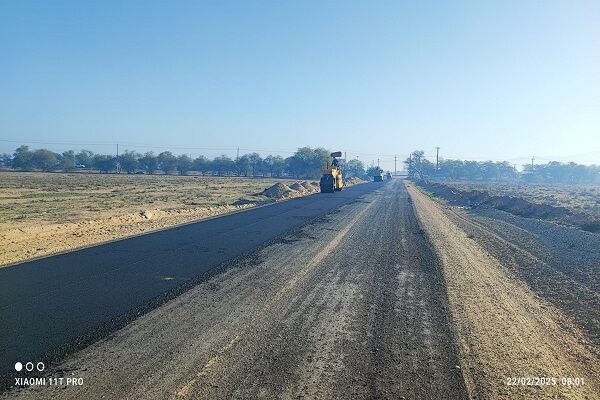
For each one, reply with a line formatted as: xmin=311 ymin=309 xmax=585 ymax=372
xmin=1 ymin=0 xmax=599 ymax=169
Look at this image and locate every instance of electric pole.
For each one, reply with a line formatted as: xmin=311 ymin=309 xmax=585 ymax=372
xmin=377 ymin=158 xmax=380 ymax=168
xmin=435 ymin=146 xmax=440 ymax=170
xmin=116 ymin=143 xmax=119 ymax=174
xmin=394 ymin=155 xmax=397 ymax=176
xmin=531 ymin=156 xmax=535 ymax=170
xmin=236 ymin=147 xmax=239 ymax=161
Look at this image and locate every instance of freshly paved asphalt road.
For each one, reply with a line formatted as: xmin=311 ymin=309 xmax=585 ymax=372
xmin=0 ymin=182 xmax=380 ymax=381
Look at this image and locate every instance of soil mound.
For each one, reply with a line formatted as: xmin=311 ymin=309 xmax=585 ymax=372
xmin=289 ymin=182 xmax=305 ymax=192
xmin=262 ymin=183 xmax=293 ymax=199
xmin=300 ymin=181 xmax=313 ymax=190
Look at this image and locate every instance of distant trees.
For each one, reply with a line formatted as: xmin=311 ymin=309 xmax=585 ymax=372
xmin=192 ymin=155 xmax=210 ymax=175
xmin=176 ymin=154 xmax=193 ymax=175
xmin=5 ymin=144 xmax=596 ymax=184
xmin=157 ymin=151 xmax=177 ymax=174
xmin=119 ymin=151 xmax=139 ymax=174
xmin=75 ymin=150 xmax=94 ymax=166
xmin=405 ymin=150 xmax=435 ymax=179
xmin=263 ymin=155 xmax=285 ymax=177
xmin=284 ymin=147 xmax=330 ymax=179
xmin=404 ymin=149 xmax=599 ymax=183
xmin=61 ymin=150 xmax=76 ymax=171
xmin=522 ymin=161 xmax=600 ymax=184
xmin=0 ymin=153 xmax=11 ymax=167
xmin=92 ymin=154 xmax=116 ymax=173
xmin=212 ymin=155 xmax=235 ymax=175
xmin=139 ymin=152 xmax=158 ymax=174
xmin=343 ymin=159 xmax=367 ymax=179
xmin=12 ymin=146 xmax=33 ymax=170
xmin=31 ymin=149 xmax=58 ymax=171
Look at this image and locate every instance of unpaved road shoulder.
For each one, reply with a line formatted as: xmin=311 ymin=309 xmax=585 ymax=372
xmin=407 ymin=181 xmax=600 ymax=399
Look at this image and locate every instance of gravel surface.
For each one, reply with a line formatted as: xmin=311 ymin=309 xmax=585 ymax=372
xmin=408 ymin=181 xmax=600 ymax=399
xmin=4 ymin=179 xmax=467 ymax=399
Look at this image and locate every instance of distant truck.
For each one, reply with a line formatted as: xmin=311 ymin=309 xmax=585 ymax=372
xmin=373 ymin=167 xmax=384 ymax=182
xmin=386 ymin=172 xmax=392 ymax=180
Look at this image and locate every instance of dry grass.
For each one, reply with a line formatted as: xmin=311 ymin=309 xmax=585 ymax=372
xmin=0 ymin=172 xmax=302 ymax=266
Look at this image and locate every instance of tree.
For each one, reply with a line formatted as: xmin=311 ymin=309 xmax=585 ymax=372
xmin=236 ymin=154 xmax=252 ymax=176
xmin=119 ymin=150 xmax=139 ymax=174
xmin=75 ymin=150 xmax=94 ymax=167
xmin=263 ymin=155 xmax=285 ymax=177
xmin=247 ymin=152 xmax=263 ymax=176
xmin=285 ymin=147 xmax=330 ymax=179
xmin=344 ymin=159 xmax=366 ymax=178
xmin=139 ymin=152 xmax=158 ymax=174
xmin=12 ymin=146 xmax=33 ymax=170
xmin=31 ymin=149 xmax=59 ymax=171
xmin=92 ymin=154 xmax=116 ymax=173
xmin=157 ymin=151 xmax=177 ymax=174
xmin=176 ymin=154 xmax=193 ymax=175
xmin=212 ymin=155 xmax=234 ymax=176
xmin=60 ymin=150 xmax=76 ymax=171
xmin=192 ymin=155 xmax=210 ymax=175
xmin=0 ymin=153 xmax=12 ymax=168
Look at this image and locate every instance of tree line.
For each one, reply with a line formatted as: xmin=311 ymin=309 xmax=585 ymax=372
xmin=405 ymin=150 xmax=600 ymax=184
xmin=1 ymin=145 xmax=369 ymax=180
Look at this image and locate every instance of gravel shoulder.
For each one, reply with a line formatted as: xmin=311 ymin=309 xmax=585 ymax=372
xmin=4 ymin=179 xmax=466 ymax=399
xmin=407 ymin=181 xmax=600 ymax=399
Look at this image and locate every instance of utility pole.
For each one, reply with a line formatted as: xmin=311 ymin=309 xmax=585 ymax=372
xmin=394 ymin=155 xmax=397 ymax=176
xmin=435 ymin=146 xmax=440 ymax=170
xmin=344 ymin=152 xmax=347 ymax=163
xmin=531 ymin=156 xmax=535 ymax=170
xmin=116 ymin=143 xmax=119 ymax=174
xmin=236 ymin=147 xmax=239 ymax=161
xmin=377 ymin=158 xmax=380 ymax=168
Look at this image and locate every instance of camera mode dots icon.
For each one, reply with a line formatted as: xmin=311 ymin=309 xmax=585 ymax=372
xmin=15 ymin=362 xmax=23 ymax=371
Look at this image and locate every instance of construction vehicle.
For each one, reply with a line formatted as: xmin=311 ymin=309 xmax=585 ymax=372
xmin=373 ymin=167 xmax=384 ymax=182
xmin=320 ymin=152 xmax=344 ymax=193
xmin=386 ymin=172 xmax=392 ymax=180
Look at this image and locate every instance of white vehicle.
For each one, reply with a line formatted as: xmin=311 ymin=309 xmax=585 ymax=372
xmin=75 ymin=163 xmax=86 ymax=168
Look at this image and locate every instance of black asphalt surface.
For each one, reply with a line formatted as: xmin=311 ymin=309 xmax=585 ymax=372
xmin=0 ymin=182 xmax=380 ymax=381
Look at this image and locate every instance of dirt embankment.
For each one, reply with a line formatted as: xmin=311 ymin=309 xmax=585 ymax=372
xmin=407 ymin=181 xmax=600 ymax=399
xmin=417 ymin=180 xmax=600 ymax=233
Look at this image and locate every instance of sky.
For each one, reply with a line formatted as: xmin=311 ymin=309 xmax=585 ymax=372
xmin=1 ymin=0 xmax=599 ymax=170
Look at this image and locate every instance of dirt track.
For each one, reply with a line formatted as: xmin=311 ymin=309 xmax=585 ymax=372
xmin=5 ymin=179 xmax=467 ymax=399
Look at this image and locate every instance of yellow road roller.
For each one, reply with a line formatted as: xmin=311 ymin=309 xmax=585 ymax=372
xmin=320 ymin=151 xmax=344 ymax=193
